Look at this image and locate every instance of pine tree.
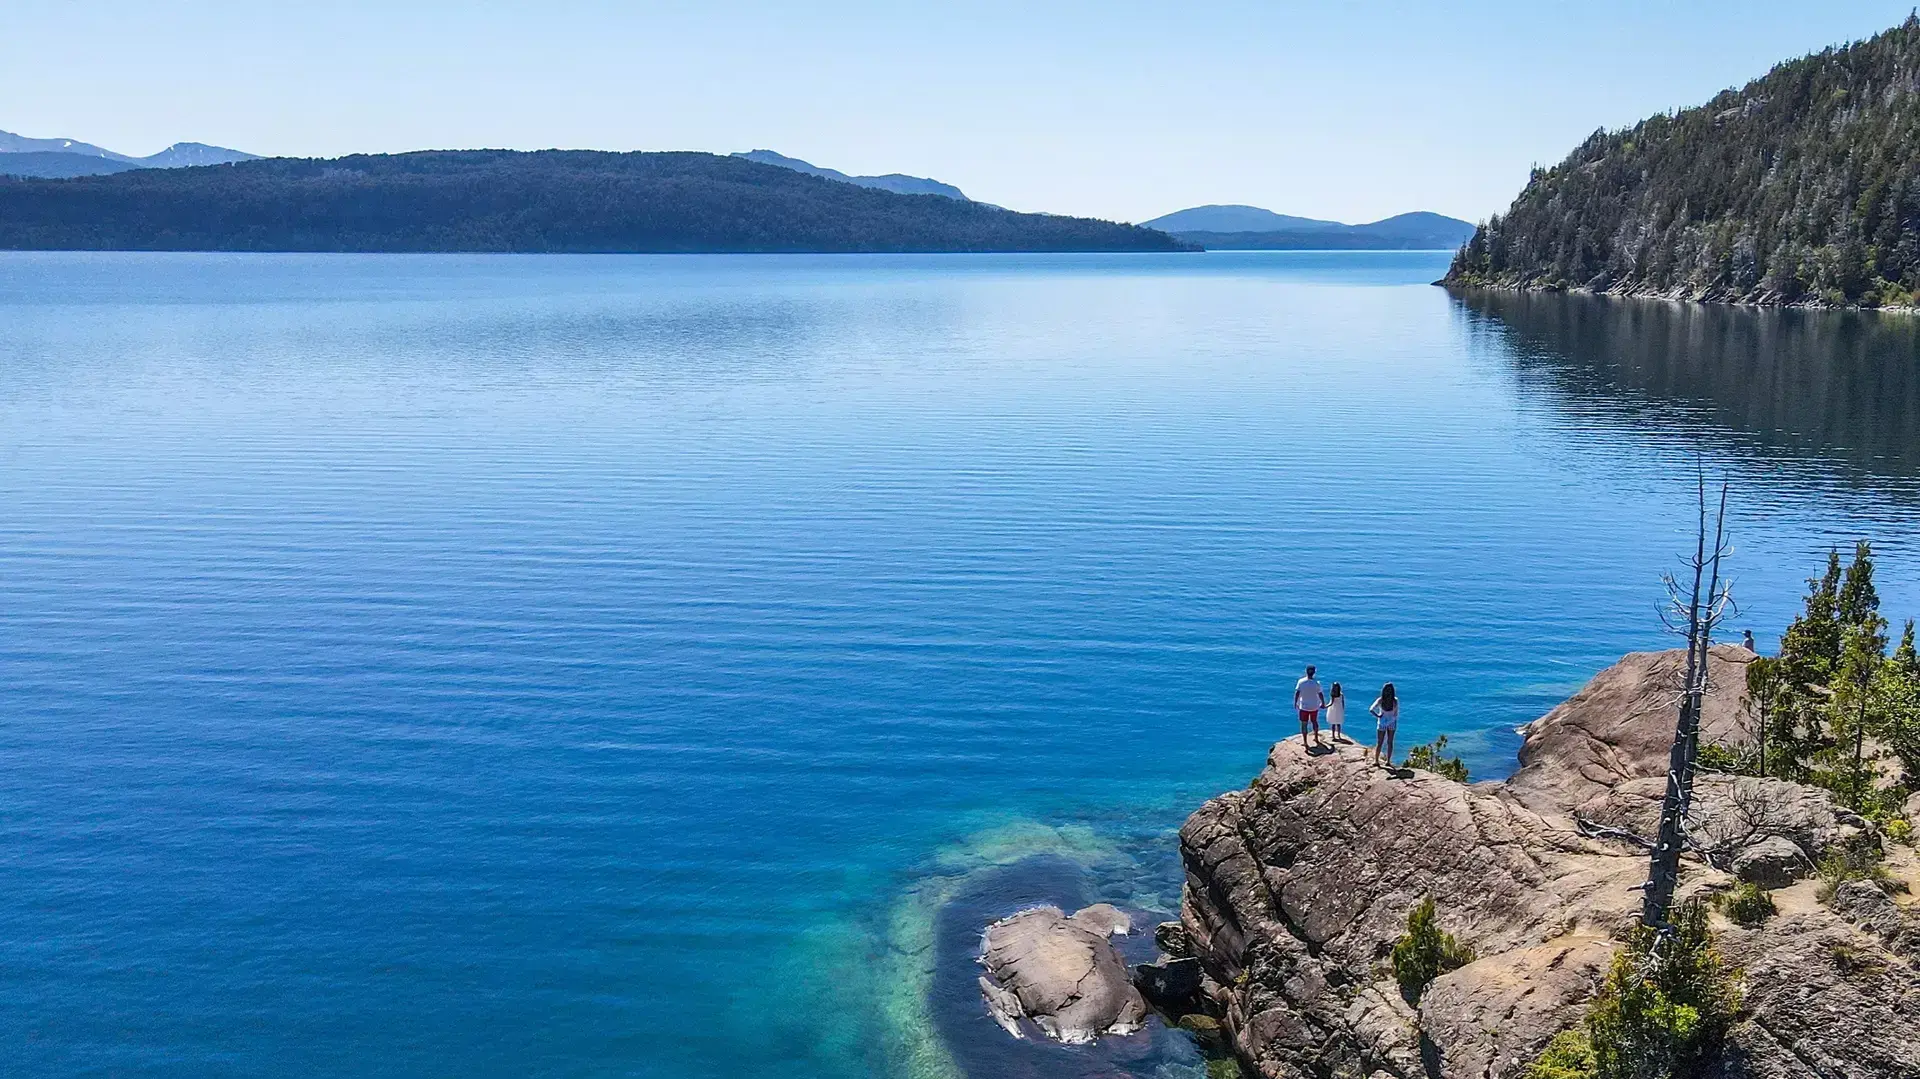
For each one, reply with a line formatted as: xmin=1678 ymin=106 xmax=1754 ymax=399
xmin=1838 ymin=540 xmax=1882 ymax=628
xmin=1828 ymin=542 xmax=1890 ymax=809
xmin=1391 ymin=897 xmax=1474 ymax=1003
xmin=1879 ymin=620 xmax=1920 ymax=783
xmin=1778 ymin=549 xmax=1843 ymax=687
xmin=1835 ymin=620 xmax=1889 ymax=810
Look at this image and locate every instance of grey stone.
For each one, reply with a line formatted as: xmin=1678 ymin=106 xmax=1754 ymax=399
xmin=1732 ymin=834 xmax=1812 ymax=887
xmin=1579 ymin=773 xmax=1866 ymax=871
xmin=1828 ymin=878 xmax=1913 ymax=955
xmin=1155 ymin=919 xmax=1193 ymax=958
xmin=1067 ymin=902 xmax=1131 ymax=937
xmin=978 ymin=904 xmax=1147 ymax=1044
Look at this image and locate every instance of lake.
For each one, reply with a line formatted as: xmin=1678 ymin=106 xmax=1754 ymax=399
xmin=3 ymin=251 xmax=1917 ymax=1078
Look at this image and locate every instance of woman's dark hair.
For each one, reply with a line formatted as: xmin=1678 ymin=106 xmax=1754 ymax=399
xmin=1380 ymin=682 xmax=1396 ymax=710
xmin=1330 ymin=682 xmax=1343 ymax=699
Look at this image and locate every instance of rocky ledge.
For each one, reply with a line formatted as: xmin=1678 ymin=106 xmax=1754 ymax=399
xmin=1177 ymin=645 xmax=1920 ymax=1079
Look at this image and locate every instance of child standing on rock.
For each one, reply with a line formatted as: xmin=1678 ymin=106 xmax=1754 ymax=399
xmin=1369 ymin=683 xmax=1399 ymax=766
xmin=1325 ymin=683 xmax=1347 ymax=742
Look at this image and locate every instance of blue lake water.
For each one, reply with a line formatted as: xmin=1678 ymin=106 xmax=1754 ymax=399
xmin=3 ymin=250 xmax=1919 ymax=1078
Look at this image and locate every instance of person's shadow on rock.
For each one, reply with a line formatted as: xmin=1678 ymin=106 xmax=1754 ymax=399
xmin=1305 ymin=743 xmax=1337 ymax=757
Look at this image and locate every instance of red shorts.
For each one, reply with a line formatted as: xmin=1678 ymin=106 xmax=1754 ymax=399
xmin=1298 ymin=709 xmax=1320 ymax=724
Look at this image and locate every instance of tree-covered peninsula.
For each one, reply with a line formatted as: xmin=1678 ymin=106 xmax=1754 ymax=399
xmin=1446 ymin=17 xmax=1920 ymax=308
xmin=0 ymin=150 xmax=1190 ymax=254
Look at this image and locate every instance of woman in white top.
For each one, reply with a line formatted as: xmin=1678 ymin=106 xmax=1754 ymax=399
xmin=1325 ymin=682 xmax=1347 ymax=743
xmin=1369 ymin=682 xmax=1399 ymax=766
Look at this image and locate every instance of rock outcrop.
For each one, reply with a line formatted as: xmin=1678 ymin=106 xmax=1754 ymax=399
xmin=978 ymin=904 xmax=1148 ymax=1044
xmin=1178 ymin=648 xmax=1920 ymax=1079
xmin=1507 ymin=644 xmax=1755 ymax=814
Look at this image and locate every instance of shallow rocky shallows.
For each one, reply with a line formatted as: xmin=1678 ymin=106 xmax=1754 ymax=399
xmin=978 ymin=902 xmax=1146 ymax=1044
xmin=934 ymin=855 xmax=1206 ymax=1079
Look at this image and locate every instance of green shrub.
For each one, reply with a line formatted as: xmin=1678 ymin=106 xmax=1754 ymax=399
xmin=1827 ymin=940 xmax=1886 ymax=976
xmin=1714 ymin=882 xmax=1776 ymax=926
xmin=1816 ymin=844 xmax=1894 ymax=902
xmin=1391 ymin=896 xmax=1474 ymax=1002
xmin=1528 ymin=901 xmax=1742 ymax=1079
xmin=1585 ymin=902 xmax=1742 ymax=1079
xmin=1527 ymin=1029 xmax=1596 ymax=1079
xmin=1694 ymin=742 xmax=1745 ymax=775
xmin=1886 ymin=817 xmax=1914 ymax=845
xmin=1403 ymin=735 xmax=1470 ymax=782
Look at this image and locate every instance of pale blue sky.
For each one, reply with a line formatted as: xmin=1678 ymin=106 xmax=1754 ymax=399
xmin=5 ymin=2 xmax=1914 ymax=223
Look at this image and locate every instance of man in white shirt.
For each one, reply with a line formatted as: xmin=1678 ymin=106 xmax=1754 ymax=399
xmin=1294 ymin=665 xmax=1326 ymax=748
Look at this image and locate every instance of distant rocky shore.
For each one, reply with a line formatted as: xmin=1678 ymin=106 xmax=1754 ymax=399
xmin=973 ymin=645 xmax=1920 ymax=1078
xmin=1439 ymin=277 xmax=1920 ymax=314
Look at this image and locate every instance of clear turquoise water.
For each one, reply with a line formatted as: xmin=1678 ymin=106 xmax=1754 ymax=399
xmin=3 ymin=251 xmax=1918 ymax=1077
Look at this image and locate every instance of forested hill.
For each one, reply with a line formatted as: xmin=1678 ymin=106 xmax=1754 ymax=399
xmin=1446 ymin=16 xmax=1920 ymax=308
xmin=0 ymin=150 xmax=1188 ymax=253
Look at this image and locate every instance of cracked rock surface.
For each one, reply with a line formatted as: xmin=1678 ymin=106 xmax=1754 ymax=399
xmin=978 ymin=904 xmax=1147 ymax=1044
xmin=1178 ymin=647 xmax=1920 ymax=1079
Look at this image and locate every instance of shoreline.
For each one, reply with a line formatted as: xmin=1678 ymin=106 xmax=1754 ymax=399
xmin=1436 ymin=276 xmax=1920 ymax=315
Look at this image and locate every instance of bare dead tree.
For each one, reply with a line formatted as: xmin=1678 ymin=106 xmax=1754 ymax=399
xmin=1641 ymin=469 xmax=1735 ymax=932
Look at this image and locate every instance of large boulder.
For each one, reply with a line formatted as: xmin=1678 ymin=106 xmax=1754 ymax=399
xmin=978 ymin=904 xmax=1147 ymax=1044
xmin=1155 ymin=920 xmax=1193 ymax=958
xmin=1575 ymin=773 xmax=1867 ymax=872
xmin=1178 ymin=648 xmax=1920 ymax=1079
xmin=1732 ymin=835 xmax=1812 ymax=888
xmin=1827 ymin=879 xmax=1914 ymax=956
xmin=1417 ymin=937 xmax=1617 ymax=1079
xmin=1719 ymin=904 xmax=1920 ymax=1078
xmin=1508 ymin=645 xmax=1754 ymax=815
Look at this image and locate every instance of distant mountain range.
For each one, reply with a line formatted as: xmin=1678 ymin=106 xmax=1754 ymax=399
xmin=1143 ymin=204 xmax=1476 ymax=250
xmin=0 ymin=149 xmax=1189 ymax=253
xmin=731 ymin=150 xmax=968 ymax=201
xmin=1142 ymin=205 xmax=1345 ymax=233
xmin=0 ymin=129 xmax=258 ymax=178
xmin=0 ymin=132 xmax=1465 ymax=255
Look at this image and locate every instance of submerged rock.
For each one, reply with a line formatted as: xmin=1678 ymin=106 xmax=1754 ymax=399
xmin=1178 ymin=647 xmax=1920 ymax=1079
xmin=1133 ymin=955 xmax=1202 ymax=1007
xmin=978 ymin=904 xmax=1148 ymax=1044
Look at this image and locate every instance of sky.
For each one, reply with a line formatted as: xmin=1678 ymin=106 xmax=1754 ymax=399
xmin=5 ymin=1 xmax=1917 ymax=224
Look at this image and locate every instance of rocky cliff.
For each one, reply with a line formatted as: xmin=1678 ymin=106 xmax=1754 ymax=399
xmin=1177 ymin=646 xmax=1920 ymax=1079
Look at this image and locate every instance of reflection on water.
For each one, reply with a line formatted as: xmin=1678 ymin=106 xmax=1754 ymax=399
xmin=1451 ymin=287 xmax=1920 ymax=478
